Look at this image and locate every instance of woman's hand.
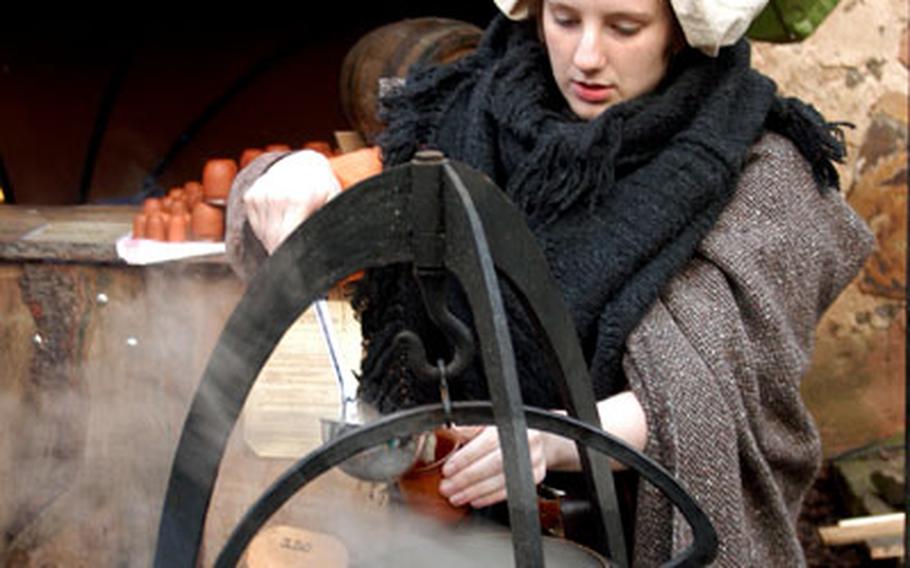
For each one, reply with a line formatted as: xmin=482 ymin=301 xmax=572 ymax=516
xmin=243 ymin=150 xmax=341 ymax=254
xmin=436 ymin=391 xmax=648 ymax=509
xmin=437 ymin=426 xmax=571 ymax=509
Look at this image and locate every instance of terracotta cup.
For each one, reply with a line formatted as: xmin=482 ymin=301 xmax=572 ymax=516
xmin=397 ymin=428 xmax=469 ymax=524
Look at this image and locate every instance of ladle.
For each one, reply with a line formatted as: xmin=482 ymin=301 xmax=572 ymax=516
xmin=314 ymin=298 xmax=425 ymax=481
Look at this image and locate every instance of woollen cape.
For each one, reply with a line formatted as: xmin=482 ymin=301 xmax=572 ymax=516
xmin=353 ymin=14 xmax=844 ymax=414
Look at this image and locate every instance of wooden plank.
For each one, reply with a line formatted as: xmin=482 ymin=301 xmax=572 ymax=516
xmin=0 ymin=205 xmax=137 ymax=229
xmin=0 ymin=205 xmax=232 ymax=264
xmin=334 ymin=130 xmax=367 ymax=154
xmin=0 ymin=212 xmax=47 ymax=242
xmin=818 ymin=513 xmax=905 ymax=545
xmin=868 ymin=536 xmax=904 ymax=560
xmin=21 ymin=220 xmax=132 ymax=245
xmin=243 ymin=300 xmax=361 ymax=458
xmin=0 ymin=206 xmax=136 ymax=262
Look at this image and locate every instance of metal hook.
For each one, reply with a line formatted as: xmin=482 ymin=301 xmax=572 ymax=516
xmin=393 ymin=270 xmax=475 ymax=383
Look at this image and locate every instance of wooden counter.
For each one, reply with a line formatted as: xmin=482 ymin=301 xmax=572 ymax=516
xmin=0 ymin=205 xmax=134 ymax=259
xmin=0 ymin=205 xmax=372 ymax=566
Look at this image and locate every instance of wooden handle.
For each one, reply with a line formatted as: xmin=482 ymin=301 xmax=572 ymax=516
xmin=818 ymin=512 xmax=905 ymax=546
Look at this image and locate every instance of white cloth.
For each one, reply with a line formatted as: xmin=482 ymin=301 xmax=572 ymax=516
xmin=670 ymin=0 xmax=770 ymax=56
xmin=492 ymin=0 xmax=529 ymax=20
xmin=492 ymin=0 xmax=770 ymax=56
xmin=115 ymin=235 xmax=225 ymax=265
xmin=242 ymin=149 xmax=341 ymax=254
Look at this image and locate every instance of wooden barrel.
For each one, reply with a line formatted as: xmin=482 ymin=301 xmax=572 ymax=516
xmin=339 ymin=18 xmax=483 ymax=144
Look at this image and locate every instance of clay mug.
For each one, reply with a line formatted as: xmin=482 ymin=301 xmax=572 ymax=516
xmin=397 ymin=427 xmax=469 ymax=524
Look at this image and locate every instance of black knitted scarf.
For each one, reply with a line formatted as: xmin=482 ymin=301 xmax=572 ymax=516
xmin=353 ymin=15 xmax=846 ymax=413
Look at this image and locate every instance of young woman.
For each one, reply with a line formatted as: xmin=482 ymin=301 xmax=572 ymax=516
xmin=227 ymin=0 xmax=873 ymax=563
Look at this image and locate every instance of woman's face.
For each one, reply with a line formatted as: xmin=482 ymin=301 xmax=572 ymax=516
xmin=541 ymin=0 xmax=677 ymax=120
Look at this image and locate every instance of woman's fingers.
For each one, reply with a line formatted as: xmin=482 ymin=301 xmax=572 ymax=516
xmin=448 ymin=425 xmax=485 ymax=444
xmin=440 ymin=446 xmax=505 ymax=505
xmin=465 ymin=488 xmax=508 ymax=509
xmin=439 ymin=427 xmax=548 ymax=508
xmin=449 ymin=472 xmax=507 ymax=507
xmin=442 ymin=427 xmax=500 ymax=477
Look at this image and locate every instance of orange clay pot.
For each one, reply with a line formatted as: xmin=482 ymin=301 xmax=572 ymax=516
xmin=146 ymin=212 xmax=166 ymax=241
xmin=336 ymin=270 xmax=365 ymax=290
xmin=167 ymin=187 xmax=185 ymax=202
xmin=191 ymin=202 xmax=225 ymax=241
xmin=170 ymin=200 xmax=189 ymax=216
xmin=184 ymin=181 xmax=204 ymax=208
xmin=184 ymin=180 xmax=203 ymax=193
xmin=397 ymin=428 xmax=469 ymax=525
xmin=240 ymin=148 xmax=265 ymax=168
xmin=167 ymin=212 xmax=189 ymax=242
xmin=142 ymin=197 xmax=162 ymax=215
xmin=202 ymin=158 xmax=238 ymax=200
xmin=303 ymin=140 xmax=334 ymax=157
xmin=264 ymin=143 xmax=292 ymax=153
xmin=328 ymin=147 xmax=382 ymax=190
xmin=132 ymin=213 xmax=147 ymax=239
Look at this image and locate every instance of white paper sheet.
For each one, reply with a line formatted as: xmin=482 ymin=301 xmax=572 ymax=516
xmin=115 ymin=234 xmax=226 ymax=265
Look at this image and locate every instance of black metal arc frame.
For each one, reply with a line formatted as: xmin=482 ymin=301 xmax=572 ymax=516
xmin=77 ymin=45 xmax=136 ymax=205
xmin=154 ymin=152 xmax=717 ymax=567
xmin=215 ymin=402 xmax=717 ymax=567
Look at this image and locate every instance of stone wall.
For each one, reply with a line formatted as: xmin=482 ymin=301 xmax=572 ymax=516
xmin=752 ymin=0 xmax=908 ymax=456
xmin=752 ymin=0 xmax=908 ymax=191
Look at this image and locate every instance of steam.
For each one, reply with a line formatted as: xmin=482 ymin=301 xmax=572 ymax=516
xmin=1 ymin=263 xmax=243 ymax=566
xmin=2 ymin=263 xmax=527 ymax=567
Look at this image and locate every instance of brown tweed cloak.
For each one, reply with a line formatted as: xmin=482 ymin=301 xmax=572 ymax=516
xmin=624 ymin=133 xmax=873 ymax=566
